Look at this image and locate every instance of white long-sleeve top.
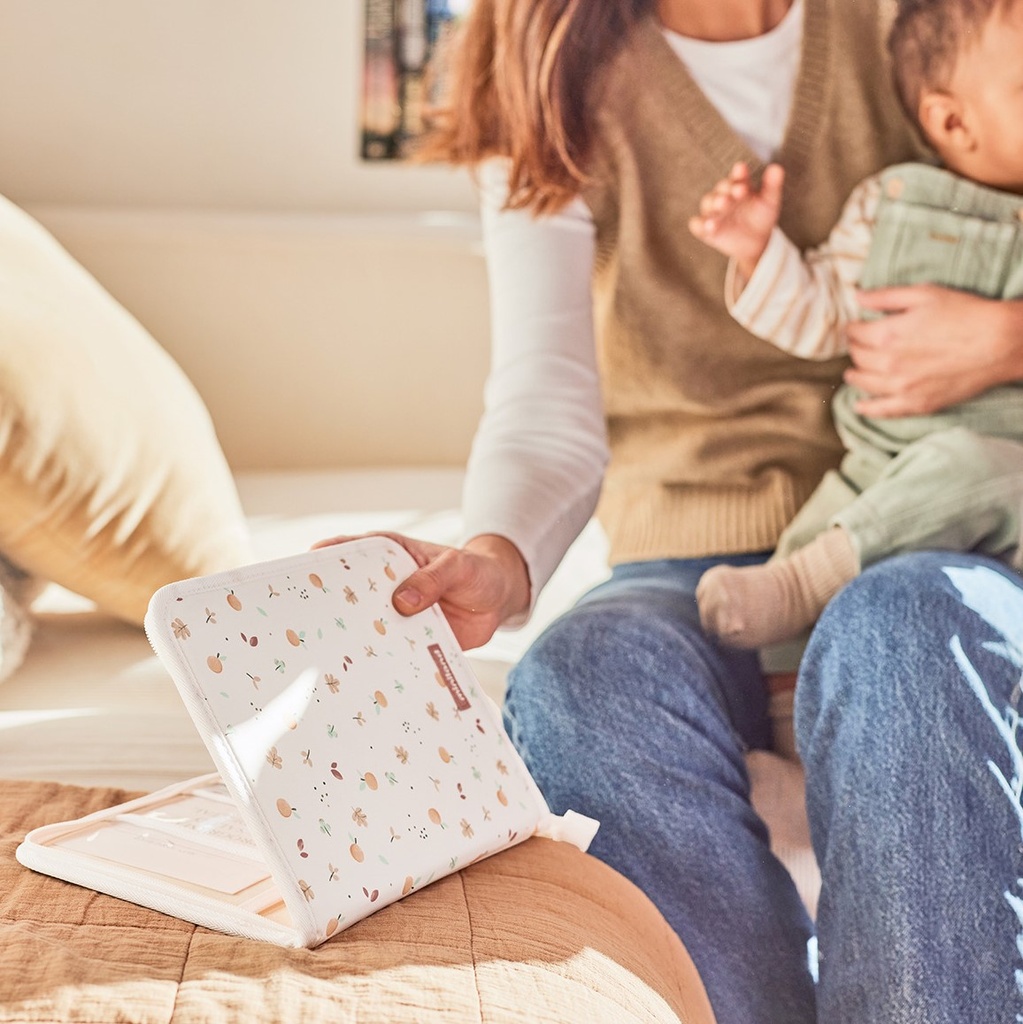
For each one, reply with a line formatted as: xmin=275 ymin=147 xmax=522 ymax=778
xmin=460 ymin=3 xmax=805 ymax=615
xmin=727 ymin=174 xmax=882 ymax=359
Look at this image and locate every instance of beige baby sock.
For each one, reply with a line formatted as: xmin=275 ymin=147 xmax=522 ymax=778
xmin=696 ymin=526 xmax=859 ymax=649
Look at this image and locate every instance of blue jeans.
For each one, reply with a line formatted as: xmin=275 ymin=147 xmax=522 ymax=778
xmin=503 ymin=551 xmax=1023 ymax=1023
xmin=798 ymin=551 xmax=1023 ymax=1022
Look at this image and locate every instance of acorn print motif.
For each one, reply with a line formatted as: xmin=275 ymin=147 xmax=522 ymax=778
xmin=159 ymin=537 xmax=545 ymax=942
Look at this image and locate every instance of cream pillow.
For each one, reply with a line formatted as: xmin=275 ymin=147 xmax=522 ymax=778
xmin=0 ymin=193 xmax=251 ymax=623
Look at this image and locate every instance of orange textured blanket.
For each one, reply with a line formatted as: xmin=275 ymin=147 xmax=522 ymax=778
xmin=0 ymin=779 xmax=714 ymax=1024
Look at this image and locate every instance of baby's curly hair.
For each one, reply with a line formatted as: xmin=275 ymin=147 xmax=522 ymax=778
xmin=888 ymin=0 xmax=1018 ymax=125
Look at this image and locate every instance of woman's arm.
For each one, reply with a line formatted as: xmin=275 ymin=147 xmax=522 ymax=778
xmin=318 ymin=162 xmax=608 ymax=650
xmin=846 ymin=289 xmax=1023 ymax=417
xmin=460 ymin=160 xmax=609 ymax=621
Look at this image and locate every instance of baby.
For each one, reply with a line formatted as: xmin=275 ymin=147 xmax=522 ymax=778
xmin=690 ymin=0 xmax=1023 ymax=649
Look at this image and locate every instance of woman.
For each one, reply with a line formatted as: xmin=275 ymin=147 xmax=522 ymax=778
xmin=323 ymin=1 xmax=1023 ymax=1019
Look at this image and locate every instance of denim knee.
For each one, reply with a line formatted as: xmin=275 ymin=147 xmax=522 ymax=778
xmin=795 ymin=550 xmax=1023 ymax=841
xmin=796 ymin=551 xmax=1020 ymax=757
xmin=794 ymin=552 xmax=1023 ymax=1022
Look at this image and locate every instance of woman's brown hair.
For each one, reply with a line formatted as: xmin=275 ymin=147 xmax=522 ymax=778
xmin=417 ymin=0 xmax=652 ymax=215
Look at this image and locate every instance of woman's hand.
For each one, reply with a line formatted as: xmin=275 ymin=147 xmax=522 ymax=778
xmin=311 ymin=531 xmax=531 ymax=652
xmin=846 ymin=286 xmax=1023 ymax=417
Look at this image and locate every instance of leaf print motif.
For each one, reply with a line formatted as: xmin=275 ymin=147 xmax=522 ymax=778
xmin=352 ymin=807 xmax=368 ymax=828
xmin=171 ymin=618 xmax=190 ymax=639
xmin=266 ymin=746 xmax=283 ymax=770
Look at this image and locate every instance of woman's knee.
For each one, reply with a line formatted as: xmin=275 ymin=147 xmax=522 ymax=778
xmin=504 ymin=595 xmax=763 ymax=794
xmin=795 ymin=551 xmax=1023 ymax=762
xmin=508 ymin=596 xmax=723 ymax=723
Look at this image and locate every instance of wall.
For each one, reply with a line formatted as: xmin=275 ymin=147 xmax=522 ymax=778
xmin=0 ymin=1 xmax=490 ymax=470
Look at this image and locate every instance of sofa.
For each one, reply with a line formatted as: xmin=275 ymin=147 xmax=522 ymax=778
xmin=0 ymin=7 xmax=817 ymax=1017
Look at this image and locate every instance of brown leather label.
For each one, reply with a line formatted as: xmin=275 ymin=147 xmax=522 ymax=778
xmin=428 ymin=644 xmax=470 ymax=710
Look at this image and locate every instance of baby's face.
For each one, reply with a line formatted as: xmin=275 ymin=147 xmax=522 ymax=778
xmin=945 ymin=4 xmax=1023 ymax=193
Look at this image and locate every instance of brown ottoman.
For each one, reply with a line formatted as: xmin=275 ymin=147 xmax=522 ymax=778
xmin=0 ymin=780 xmax=715 ymax=1024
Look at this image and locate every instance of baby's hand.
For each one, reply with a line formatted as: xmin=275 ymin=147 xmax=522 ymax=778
xmin=688 ymin=162 xmax=785 ymax=280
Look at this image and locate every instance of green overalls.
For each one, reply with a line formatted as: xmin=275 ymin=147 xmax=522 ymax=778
xmin=776 ymin=162 xmax=1023 ymax=571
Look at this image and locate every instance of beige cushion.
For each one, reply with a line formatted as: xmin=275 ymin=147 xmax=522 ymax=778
xmin=2 ymin=780 xmax=717 ymax=1024
xmin=0 ymin=193 xmax=250 ymax=623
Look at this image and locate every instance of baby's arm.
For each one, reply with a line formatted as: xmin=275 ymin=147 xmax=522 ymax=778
xmin=700 ymin=174 xmax=881 ymax=361
xmin=688 ymin=162 xmax=784 ymax=285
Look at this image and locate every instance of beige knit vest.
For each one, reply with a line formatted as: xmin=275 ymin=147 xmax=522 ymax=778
xmin=583 ymin=0 xmax=924 ymax=564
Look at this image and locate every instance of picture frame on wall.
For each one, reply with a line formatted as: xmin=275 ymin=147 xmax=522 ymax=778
xmin=361 ymin=1 xmax=468 ymax=160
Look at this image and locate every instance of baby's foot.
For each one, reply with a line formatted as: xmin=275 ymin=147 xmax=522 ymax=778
xmin=696 ymin=561 xmax=812 ymax=648
xmin=696 ymin=528 xmax=859 ymax=649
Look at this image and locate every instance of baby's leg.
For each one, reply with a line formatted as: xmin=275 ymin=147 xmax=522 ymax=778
xmin=696 ymin=527 xmax=858 ymax=648
xmin=837 ymin=426 xmax=1023 ymax=568
xmin=698 ymin=426 xmax=1023 ymax=649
